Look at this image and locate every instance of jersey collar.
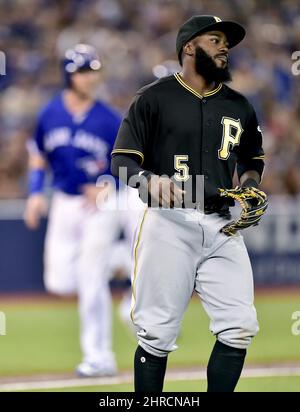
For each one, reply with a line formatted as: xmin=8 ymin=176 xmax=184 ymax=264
xmin=174 ymin=73 xmax=222 ymax=99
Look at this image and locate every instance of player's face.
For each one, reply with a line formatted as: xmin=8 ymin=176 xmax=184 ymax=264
xmin=193 ymin=31 xmax=229 ymax=69
xmin=193 ymin=45 xmax=232 ymax=84
xmin=70 ymin=70 xmax=100 ymax=98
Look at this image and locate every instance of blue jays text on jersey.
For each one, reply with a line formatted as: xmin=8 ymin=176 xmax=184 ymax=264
xmin=33 ymin=93 xmax=121 ymax=195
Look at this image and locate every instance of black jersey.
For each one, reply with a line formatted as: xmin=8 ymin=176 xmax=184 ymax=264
xmin=112 ymin=73 xmax=264 ymax=203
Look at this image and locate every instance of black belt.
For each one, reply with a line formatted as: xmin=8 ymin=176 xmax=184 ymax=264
xmin=183 ymin=201 xmax=231 ymax=218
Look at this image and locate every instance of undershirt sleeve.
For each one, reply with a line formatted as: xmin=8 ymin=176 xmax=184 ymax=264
xmin=237 ymin=106 xmax=265 ymax=181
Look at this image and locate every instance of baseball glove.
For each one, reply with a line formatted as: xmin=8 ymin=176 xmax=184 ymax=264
xmin=218 ymin=186 xmax=268 ymax=236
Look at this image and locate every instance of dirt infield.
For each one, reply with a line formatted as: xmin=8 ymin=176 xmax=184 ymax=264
xmin=1 ymin=363 xmax=300 ymax=391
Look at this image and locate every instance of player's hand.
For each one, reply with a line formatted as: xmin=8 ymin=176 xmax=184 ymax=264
xmin=24 ymin=194 xmax=48 ymax=230
xmin=147 ymin=175 xmax=185 ymax=208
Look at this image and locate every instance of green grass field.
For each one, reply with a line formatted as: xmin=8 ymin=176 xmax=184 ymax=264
xmin=0 ymin=291 xmax=300 ymax=391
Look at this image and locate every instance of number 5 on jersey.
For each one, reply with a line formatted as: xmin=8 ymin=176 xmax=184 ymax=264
xmin=218 ymin=117 xmax=243 ymax=160
xmin=174 ymin=155 xmax=189 ymax=182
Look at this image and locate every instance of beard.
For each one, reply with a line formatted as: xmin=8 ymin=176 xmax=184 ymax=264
xmin=195 ymin=46 xmax=232 ymax=84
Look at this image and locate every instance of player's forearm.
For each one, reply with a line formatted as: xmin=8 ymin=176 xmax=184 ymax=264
xmin=29 ymin=152 xmax=47 ymax=169
xmin=239 ymin=170 xmax=260 ymax=188
xmin=111 ymin=154 xmax=153 ymax=188
xmin=237 ymin=157 xmax=264 ymax=185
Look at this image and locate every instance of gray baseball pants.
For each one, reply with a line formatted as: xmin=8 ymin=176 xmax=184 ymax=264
xmin=130 ymin=207 xmax=259 ymax=357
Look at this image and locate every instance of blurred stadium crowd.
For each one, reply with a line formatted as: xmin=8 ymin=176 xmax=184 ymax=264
xmin=0 ymin=0 xmax=300 ymax=198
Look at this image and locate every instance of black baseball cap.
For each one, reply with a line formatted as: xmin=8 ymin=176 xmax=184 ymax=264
xmin=176 ymin=15 xmax=246 ymax=59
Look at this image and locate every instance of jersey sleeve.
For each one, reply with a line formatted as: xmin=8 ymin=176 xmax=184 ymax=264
xmin=32 ymin=110 xmax=46 ymax=154
xmin=111 ymin=92 xmax=154 ymax=165
xmin=236 ymin=106 xmax=265 ymax=181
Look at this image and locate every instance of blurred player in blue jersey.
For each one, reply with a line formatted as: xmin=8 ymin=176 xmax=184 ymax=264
xmin=24 ymin=44 xmax=125 ymax=377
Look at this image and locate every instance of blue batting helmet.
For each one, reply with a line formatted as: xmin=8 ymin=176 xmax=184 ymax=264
xmin=62 ymin=44 xmax=101 ymax=88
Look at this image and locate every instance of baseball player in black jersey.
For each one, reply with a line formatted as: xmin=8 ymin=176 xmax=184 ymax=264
xmin=111 ymin=15 xmax=268 ymax=392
